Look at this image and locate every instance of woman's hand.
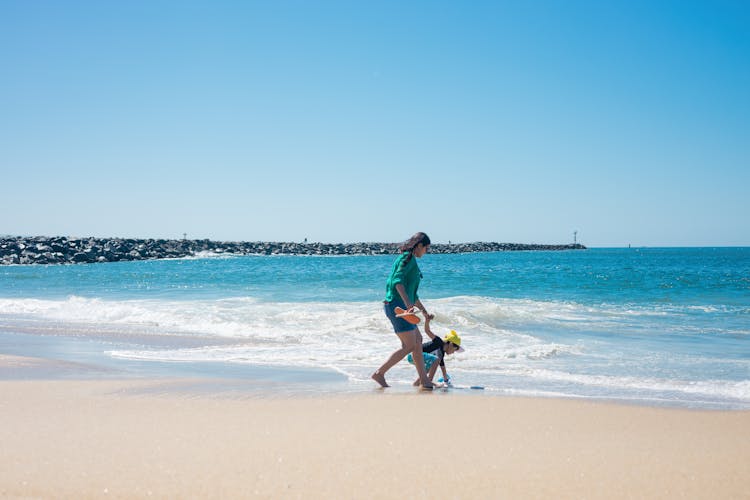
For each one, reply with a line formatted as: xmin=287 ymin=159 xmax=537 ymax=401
xmin=414 ymin=299 xmax=431 ymax=320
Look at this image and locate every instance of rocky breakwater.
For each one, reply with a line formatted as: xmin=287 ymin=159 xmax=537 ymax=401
xmin=0 ymin=236 xmax=586 ymax=265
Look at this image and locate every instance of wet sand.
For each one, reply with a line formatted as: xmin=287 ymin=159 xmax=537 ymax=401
xmin=1 ymin=371 xmax=748 ymax=498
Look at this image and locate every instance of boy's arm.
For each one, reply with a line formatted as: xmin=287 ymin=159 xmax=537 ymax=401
xmin=440 ymin=362 xmax=449 ymax=383
xmin=422 ymin=317 xmax=436 ymax=340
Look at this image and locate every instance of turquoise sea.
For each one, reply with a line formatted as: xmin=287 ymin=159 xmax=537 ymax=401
xmin=1 ymin=248 xmax=748 ymax=408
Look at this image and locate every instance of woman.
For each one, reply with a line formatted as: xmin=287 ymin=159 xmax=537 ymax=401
xmin=372 ymin=232 xmax=434 ymax=389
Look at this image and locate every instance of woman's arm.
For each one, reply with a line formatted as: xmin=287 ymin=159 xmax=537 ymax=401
xmin=395 ymin=283 xmax=413 ymax=309
xmin=414 ymin=299 xmax=430 ymax=318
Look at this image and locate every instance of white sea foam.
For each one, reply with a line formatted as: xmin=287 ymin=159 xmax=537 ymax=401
xmin=0 ymin=294 xmax=743 ymax=337
xmin=181 ymin=251 xmax=242 ymax=260
xmin=506 ymin=367 xmax=750 ymax=401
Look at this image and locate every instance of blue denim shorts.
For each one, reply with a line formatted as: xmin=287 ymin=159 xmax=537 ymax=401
xmin=384 ymin=298 xmax=416 ymax=333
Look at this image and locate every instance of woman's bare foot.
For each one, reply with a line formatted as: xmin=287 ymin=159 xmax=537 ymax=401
xmin=371 ymin=372 xmax=389 ymax=388
xmin=413 ymin=379 xmax=421 ymax=387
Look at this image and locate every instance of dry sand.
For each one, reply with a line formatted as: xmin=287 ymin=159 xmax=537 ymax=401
xmin=1 ymin=375 xmax=749 ymax=499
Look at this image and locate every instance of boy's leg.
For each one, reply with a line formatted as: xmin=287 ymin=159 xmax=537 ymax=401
xmin=413 ymin=353 xmax=437 ymax=386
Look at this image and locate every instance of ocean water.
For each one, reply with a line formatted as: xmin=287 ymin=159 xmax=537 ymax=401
xmin=0 ymin=248 xmax=748 ymax=408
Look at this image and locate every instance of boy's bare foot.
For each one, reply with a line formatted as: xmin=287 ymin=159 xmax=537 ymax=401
xmin=371 ymin=372 xmax=389 ymax=388
xmin=413 ymin=379 xmax=421 ymax=387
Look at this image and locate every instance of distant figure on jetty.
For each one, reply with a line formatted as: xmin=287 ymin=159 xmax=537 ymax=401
xmin=372 ymin=232 xmax=434 ymax=390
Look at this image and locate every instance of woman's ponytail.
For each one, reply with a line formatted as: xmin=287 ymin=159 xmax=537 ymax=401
xmin=398 ymin=232 xmax=431 ymax=267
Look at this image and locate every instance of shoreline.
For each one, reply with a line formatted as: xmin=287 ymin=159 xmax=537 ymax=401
xmin=0 ymin=328 xmax=350 ymax=394
xmin=1 ymin=235 xmax=586 ymax=265
xmin=1 ymin=376 xmax=748 ymax=498
xmin=1 ymin=326 xmax=748 ymax=411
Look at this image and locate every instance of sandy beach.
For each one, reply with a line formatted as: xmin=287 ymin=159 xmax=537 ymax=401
xmin=1 ymin=362 xmax=748 ymax=499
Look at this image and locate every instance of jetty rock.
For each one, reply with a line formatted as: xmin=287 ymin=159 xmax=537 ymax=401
xmin=0 ymin=236 xmax=586 ymax=265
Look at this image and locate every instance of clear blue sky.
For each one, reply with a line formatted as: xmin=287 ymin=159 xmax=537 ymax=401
xmin=1 ymin=1 xmax=748 ymax=246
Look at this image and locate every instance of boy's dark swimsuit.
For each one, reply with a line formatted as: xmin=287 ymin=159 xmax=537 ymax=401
xmin=421 ymin=336 xmax=446 ymax=367
xmin=407 ymin=336 xmax=446 ymax=371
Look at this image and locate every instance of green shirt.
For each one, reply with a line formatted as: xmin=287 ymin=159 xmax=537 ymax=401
xmin=384 ymin=252 xmax=421 ymax=304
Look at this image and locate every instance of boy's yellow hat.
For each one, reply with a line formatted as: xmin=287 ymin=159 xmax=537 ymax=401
xmin=444 ymin=330 xmax=465 ymax=352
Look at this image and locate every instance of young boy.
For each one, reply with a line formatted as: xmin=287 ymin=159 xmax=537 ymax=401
xmin=407 ymin=315 xmax=464 ymax=387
